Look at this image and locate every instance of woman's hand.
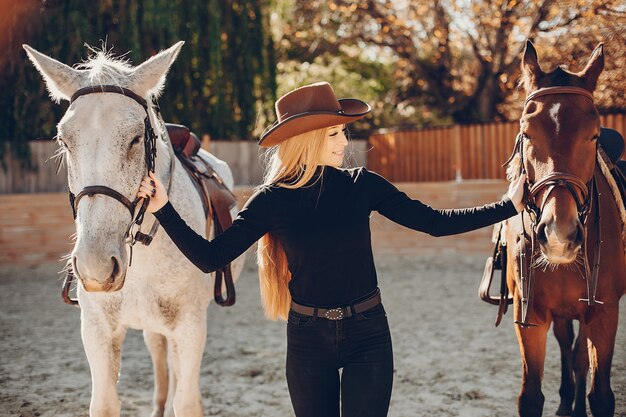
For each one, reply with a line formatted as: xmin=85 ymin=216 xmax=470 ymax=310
xmin=137 ymin=171 xmax=168 ymax=213
xmin=507 ymin=173 xmax=527 ymax=212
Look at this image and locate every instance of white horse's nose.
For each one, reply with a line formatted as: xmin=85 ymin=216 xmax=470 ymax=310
xmin=73 ymin=252 xmax=125 ymax=292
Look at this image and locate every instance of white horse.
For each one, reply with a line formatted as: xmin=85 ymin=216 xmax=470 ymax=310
xmin=24 ymin=41 xmax=243 ymax=417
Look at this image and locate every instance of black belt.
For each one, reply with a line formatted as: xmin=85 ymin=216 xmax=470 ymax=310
xmin=290 ymin=288 xmax=382 ymax=321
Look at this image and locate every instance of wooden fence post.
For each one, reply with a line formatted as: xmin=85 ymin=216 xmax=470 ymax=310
xmin=454 ymin=125 xmax=462 ymax=182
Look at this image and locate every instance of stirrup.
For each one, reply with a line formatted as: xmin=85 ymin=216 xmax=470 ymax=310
xmin=579 ymin=297 xmax=604 ymax=305
xmin=514 ymin=320 xmax=539 ymax=328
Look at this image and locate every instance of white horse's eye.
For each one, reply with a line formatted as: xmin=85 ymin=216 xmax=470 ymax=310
xmin=130 ymin=135 xmax=142 ymax=146
xmin=58 ymin=138 xmax=68 ymax=149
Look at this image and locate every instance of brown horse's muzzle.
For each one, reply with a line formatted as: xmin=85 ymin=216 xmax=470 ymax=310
xmin=535 ymin=214 xmax=585 ymax=264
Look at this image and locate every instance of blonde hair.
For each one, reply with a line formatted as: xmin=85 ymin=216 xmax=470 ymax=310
xmin=257 ymin=127 xmax=328 ymax=320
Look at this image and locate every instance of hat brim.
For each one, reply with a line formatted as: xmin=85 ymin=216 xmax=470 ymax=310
xmin=259 ymin=98 xmax=371 ymax=147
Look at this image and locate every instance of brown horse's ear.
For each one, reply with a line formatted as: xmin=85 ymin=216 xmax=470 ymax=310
xmin=580 ymin=43 xmax=604 ymax=92
xmin=521 ymin=40 xmax=543 ymax=92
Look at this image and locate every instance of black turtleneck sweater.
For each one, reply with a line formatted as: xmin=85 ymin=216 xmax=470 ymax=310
xmin=154 ymin=166 xmax=517 ymax=307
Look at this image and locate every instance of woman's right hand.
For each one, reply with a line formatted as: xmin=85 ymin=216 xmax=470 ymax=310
xmin=137 ymin=171 xmax=169 ymax=213
xmin=507 ymin=173 xmax=526 ymax=212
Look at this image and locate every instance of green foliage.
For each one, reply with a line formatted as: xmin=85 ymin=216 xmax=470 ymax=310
xmin=1 ymin=0 xmax=277 ymax=166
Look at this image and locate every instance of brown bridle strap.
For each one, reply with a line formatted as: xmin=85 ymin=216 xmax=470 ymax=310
xmin=529 ymin=173 xmax=588 ymax=199
xmin=528 ymin=172 xmax=590 ymax=216
xmin=508 ymin=86 xmax=601 ymax=327
xmin=73 ymin=186 xmax=139 ymax=217
xmin=524 ymin=86 xmax=594 ymax=107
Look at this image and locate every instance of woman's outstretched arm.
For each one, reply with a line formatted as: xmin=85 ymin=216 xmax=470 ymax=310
xmin=138 ymin=172 xmax=270 ymax=273
xmin=365 ymin=169 xmax=525 ymax=237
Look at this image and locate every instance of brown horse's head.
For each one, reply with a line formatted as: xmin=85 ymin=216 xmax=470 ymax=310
xmin=515 ymin=40 xmax=604 ymax=264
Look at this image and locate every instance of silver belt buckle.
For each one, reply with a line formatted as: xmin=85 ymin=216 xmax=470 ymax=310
xmin=324 ymin=308 xmax=344 ymax=320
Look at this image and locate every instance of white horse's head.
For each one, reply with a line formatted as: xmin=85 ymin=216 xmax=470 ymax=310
xmin=24 ymin=41 xmax=184 ymax=292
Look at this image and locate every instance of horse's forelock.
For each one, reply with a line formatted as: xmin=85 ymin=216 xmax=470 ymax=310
xmin=76 ymin=45 xmax=134 ymax=86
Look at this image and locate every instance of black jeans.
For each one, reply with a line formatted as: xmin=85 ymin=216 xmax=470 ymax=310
xmin=286 ymin=303 xmax=394 ymax=417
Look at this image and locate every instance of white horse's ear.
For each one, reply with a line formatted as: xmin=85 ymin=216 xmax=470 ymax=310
xmin=131 ymin=41 xmax=184 ymax=99
xmin=521 ymin=40 xmax=543 ymax=92
xmin=580 ymin=43 xmax=604 ymax=92
xmin=23 ymin=44 xmax=84 ymax=103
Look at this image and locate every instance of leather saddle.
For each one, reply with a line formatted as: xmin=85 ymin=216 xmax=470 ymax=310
xmin=166 ymin=123 xmax=202 ymax=158
xmin=165 ymin=123 xmax=238 ymax=306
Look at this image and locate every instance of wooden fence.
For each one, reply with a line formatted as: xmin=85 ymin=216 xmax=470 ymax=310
xmin=368 ymin=113 xmax=626 ymax=182
xmin=0 ymin=180 xmax=509 ymax=266
xmin=2 ymin=113 xmax=625 ymax=192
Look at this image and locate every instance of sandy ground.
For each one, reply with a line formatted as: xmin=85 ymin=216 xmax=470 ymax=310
xmin=1 ymin=253 xmax=625 ymax=417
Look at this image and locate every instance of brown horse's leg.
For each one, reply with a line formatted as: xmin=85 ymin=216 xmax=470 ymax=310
xmin=516 ymin=321 xmax=549 ymax=417
xmin=587 ymin=307 xmax=618 ymax=417
xmin=572 ymin=322 xmax=589 ymax=417
xmin=553 ymin=318 xmax=575 ymax=416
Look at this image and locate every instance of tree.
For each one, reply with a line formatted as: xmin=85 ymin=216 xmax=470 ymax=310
xmin=1 ymin=0 xmax=277 ymax=166
xmin=276 ymin=0 xmax=625 ymax=126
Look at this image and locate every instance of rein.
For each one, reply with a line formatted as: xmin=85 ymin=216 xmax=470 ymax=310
xmin=62 ymin=85 xmax=175 ymax=305
xmin=507 ymin=86 xmax=602 ymax=328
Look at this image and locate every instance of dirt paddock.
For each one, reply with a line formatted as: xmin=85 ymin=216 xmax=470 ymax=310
xmin=1 ymin=252 xmax=625 ymax=417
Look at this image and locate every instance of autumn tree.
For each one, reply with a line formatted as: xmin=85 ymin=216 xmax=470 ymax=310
xmin=277 ymin=0 xmax=625 ymax=126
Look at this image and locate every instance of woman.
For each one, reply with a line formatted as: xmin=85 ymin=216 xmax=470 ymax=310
xmin=138 ymin=82 xmax=525 ymax=417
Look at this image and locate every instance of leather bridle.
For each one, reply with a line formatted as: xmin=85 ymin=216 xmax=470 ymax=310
xmin=68 ymin=86 xmax=160 ymax=250
xmin=62 ymin=85 xmax=174 ymax=305
xmin=503 ymin=86 xmax=602 ymax=327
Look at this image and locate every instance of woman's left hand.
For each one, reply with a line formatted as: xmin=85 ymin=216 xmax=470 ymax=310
xmin=507 ymin=173 xmax=527 ymax=212
xmin=137 ymin=171 xmax=169 ymax=213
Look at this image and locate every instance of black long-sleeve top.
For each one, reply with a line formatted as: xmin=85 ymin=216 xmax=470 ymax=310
xmin=154 ymin=166 xmax=517 ymax=307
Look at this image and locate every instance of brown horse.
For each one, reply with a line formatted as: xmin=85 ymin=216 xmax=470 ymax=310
xmin=504 ymin=41 xmax=626 ymax=417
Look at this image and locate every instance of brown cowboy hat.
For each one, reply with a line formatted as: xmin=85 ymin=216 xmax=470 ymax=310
xmin=259 ymin=82 xmax=371 ymax=147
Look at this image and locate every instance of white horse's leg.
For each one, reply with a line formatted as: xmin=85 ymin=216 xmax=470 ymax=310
xmin=170 ymin=320 xmax=207 ymax=417
xmin=164 ymin=343 xmax=177 ymax=417
xmin=81 ymin=317 xmax=126 ymax=417
xmin=143 ymin=330 xmax=169 ymax=417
